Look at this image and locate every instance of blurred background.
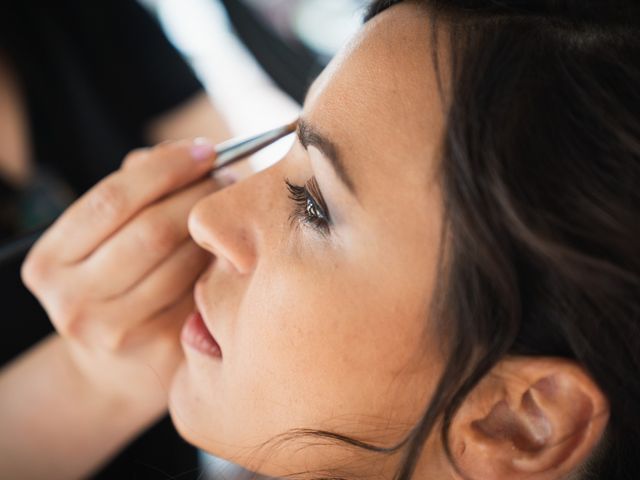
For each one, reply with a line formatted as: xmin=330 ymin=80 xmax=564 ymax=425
xmin=0 ymin=0 xmax=366 ymax=478
xmin=142 ymin=0 xmax=366 ymax=169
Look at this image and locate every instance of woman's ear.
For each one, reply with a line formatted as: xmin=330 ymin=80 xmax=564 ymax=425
xmin=447 ymin=357 xmax=609 ymax=480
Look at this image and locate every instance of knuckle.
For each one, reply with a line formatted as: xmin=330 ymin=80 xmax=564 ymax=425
xmin=20 ymin=253 xmax=48 ymax=290
xmin=56 ymin=316 xmax=83 ymax=340
xmin=157 ymin=165 xmax=185 ymax=191
xmin=121 ymin=148 xmax=149 ymax=169
xmin=51 ymin=295 xmax=84 ymax=339
xmin=102 ymin=328 xmax=127 ymax=352
xmin=151 ymin=140 xmax=180 ymax=155
xmin=153 ymin=145 xmax=192 ymax=187
xmin=138 ymin=215 xmax=180 ymax=255
xmin=89 ymin=179 xmax=126 ymax=222
xmin=20 ymin=258 xmax=88 ymax=341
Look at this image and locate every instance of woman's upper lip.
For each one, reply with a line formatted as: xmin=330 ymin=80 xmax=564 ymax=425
xmin=193 ymin=278 xmax=220 ymax=348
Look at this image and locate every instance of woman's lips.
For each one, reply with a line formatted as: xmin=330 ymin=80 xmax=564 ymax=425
xmin=181 ymin=310 xmax=222 ymax=358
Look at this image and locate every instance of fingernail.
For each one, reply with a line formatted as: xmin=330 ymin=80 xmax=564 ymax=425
xmin=191 ymin=138 xmax=215 ymax=162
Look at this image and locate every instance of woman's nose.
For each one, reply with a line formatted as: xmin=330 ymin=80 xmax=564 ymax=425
xmin=188 ymin=173 xmax=265 ymax=274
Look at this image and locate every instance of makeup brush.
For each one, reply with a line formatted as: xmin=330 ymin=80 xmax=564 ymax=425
xmin=210 ymin=119 xmax=298 ymax=174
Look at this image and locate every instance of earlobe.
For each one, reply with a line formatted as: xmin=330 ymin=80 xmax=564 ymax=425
xmin=449 ymin=357 xmax=609 ymax=480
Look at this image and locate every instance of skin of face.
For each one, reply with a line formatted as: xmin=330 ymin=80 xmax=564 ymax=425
xmin=169 ymin=3 xmax=447 ymax=477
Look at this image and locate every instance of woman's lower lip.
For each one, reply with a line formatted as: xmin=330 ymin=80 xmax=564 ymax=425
xmin=181 ymin=311 xmax=222 ymax=358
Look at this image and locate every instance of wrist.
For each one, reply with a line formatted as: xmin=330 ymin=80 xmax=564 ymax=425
xmin=61 ymin=338 xmax=170 ymax=426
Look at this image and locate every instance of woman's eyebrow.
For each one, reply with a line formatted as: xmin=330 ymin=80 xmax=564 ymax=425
xmin=297 ymin=118 xmax=357 ymax=195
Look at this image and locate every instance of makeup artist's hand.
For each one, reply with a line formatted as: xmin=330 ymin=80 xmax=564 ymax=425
xmin=20 ymin=139 xmax=222 ymax=412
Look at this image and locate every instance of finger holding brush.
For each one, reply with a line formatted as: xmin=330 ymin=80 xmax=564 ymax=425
xmin=21 ymin=138 xmax=227 ymax=408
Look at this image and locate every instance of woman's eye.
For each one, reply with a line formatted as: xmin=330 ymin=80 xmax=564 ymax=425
xmin=285 ymin=177 xmax=331 ymax=234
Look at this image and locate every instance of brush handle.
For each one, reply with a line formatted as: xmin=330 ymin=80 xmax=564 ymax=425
xmin=211 ymin=120 xmax=298 ymax=173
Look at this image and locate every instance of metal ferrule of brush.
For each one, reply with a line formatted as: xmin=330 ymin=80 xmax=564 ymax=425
xmin=211 ymin=120 xmax=298 ymax=174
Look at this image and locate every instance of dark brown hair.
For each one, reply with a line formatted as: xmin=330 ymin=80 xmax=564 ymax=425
xmin=357 ymin=1 xmax=640 ymax=478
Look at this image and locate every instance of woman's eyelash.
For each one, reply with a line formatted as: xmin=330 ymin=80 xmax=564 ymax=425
xmin=285 ymin=177 xmax=331 ymax=234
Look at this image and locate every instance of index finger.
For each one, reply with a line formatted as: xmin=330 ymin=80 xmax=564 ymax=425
xmin=36 ymin=140 xmax=216 ymax=264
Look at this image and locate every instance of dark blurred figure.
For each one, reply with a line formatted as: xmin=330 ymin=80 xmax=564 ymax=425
xmin=0 ymin=1 xmax=231 ymax=478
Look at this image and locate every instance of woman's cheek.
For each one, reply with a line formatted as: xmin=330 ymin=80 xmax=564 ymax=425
xmin=228 ymin=266 xmax=341 ymax=411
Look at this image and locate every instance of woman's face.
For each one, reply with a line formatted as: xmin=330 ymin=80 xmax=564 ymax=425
xmin=170 ymin=3 xmax=446 ymax=476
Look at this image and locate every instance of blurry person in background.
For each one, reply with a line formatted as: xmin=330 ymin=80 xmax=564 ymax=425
xmin=0 ymin=0 xmax=231 ymax=242
xmin=0 ymin=0 xmax=231 ymax=476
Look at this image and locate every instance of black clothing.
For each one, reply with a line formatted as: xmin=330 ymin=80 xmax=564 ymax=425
xmin=0 ymin=0 xmax=203 ymax=241
xmin=0 ymin=1 xmax=201 ymax=477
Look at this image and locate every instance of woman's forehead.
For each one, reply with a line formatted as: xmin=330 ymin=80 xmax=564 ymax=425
xmin=302 ymin=2 xmax=446 ymax=199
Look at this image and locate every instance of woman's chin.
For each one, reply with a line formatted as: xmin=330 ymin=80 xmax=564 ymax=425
xmin=167 ymin=361 xmax=231 ymax=460
xmin=168 ymin=361 xmax=206 ymax=450
xmin=168 ymin=363 xmax=291 ymax=478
